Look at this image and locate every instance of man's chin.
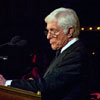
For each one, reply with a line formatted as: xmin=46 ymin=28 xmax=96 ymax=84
xmin=51 ymin=46 xmax=59 ymax=50
xmin=51 ymin=46 xmax=56 ymax=50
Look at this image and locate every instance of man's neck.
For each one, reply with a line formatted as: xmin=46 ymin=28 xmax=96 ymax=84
xmin=60 ymin=38 xmax=79 ymax=53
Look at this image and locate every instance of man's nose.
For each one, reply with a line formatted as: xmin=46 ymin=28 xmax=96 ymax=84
xmin=47 ymin=32 xmax=51 ymax=39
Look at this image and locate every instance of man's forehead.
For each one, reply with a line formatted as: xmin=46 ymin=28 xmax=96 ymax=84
xmin=46 ymin=21 xmax=59 ymax=29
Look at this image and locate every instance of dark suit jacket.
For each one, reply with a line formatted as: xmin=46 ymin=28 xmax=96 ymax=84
xmin=11 ymin=40 xmax=89 ymax=100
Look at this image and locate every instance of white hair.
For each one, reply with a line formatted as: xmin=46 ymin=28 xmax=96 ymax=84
xmin=45 ymin=7 xmax=80 ymax=37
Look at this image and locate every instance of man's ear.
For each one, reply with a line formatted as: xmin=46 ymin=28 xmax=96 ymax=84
xmin=67 ymin=27 xmax=74 ymax=38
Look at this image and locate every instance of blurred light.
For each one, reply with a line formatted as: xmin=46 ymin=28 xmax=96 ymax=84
xmin=81 ymin=27 xmax=84 ymax=31
xmin=28 ymin=77 xmax=34 ymax=80
xmin=92 ymin=52 xmax=95 ymax=55
xmin=89 ymin=27 xmax=93 ymax=30
xmin=37 ymin=91 xmax=41 ymax=95
xmin=3 ymin=57 xmax=8 ymax=60
xmin=97 ymin=27 xmax=100 ymax=30
xmin=80 ymin=26 xmax=100 ymax=31
xmin=32 ymin=54 xmax=37 ymax=63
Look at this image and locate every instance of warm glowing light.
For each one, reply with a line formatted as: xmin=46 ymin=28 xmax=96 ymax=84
xmin=81 ymin=27 xmax=84 ymax=31
xmin=89 ymin=27 xmax=93 ymax=30
xmin=92 ymin=52 xmax=95 ymax=55
xmin=80 ymin=26 xmax=100 ymax=31
xmin=97 ymin=27 xmax=100 ymax=30
xmin=37 ymin=91 xmax=41 ymax=95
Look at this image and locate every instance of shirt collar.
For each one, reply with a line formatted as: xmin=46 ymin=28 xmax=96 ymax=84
xmin=60 ymin=38 xmax=79 ymax=53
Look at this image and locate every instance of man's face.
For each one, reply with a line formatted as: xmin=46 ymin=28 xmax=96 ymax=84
xmin=46 ymin=21 xmax=70 ymax=50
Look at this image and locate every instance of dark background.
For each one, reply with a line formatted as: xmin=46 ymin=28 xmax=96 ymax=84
xmin=0 ymin=0 xmax=100 ymax=94
xmin=0 ymin=0 xmax=100 ymax=46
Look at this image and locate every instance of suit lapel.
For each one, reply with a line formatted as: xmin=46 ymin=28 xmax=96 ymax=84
xmin=43 ymin=40 xmax=80 ymax=78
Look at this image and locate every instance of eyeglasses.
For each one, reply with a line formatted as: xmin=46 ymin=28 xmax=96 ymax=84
xmin=44 ymin=30 xmax=60 ymax=36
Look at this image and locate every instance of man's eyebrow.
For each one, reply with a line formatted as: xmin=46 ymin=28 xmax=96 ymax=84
xmin=48 ymin=28 xmax=57 ymax=30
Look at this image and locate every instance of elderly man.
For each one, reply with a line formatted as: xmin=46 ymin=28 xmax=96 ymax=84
xmin=0 ymin=7 xmax=89 ymax=100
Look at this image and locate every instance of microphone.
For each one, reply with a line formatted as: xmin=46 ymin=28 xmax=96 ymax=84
xmin=0 ymin=43 xmax=9 ymax=47
xmin=0 ymin=35 xmax=21 ymax=47
xmin=15 ymin=40 xmax=28 ymax=47
xmin=9 ymin=35 xmax=28 ymax=47
xmin=8 ymin=35 xmax=21 ymax=45
xmin=0 ymin=35 xmax=28 ymax=60
xmin=0 ymin=35 xmax=27 ymax=47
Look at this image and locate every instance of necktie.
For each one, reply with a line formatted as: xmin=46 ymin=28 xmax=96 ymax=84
xmin=56 ymin=50 xmax=61 ymax=57
xmin=44 ymin=50 xmax=61 ymax=77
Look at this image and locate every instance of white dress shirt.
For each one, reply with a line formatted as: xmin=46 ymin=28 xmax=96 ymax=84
xmin=61 ymin=38 xmax=79 ymax=53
